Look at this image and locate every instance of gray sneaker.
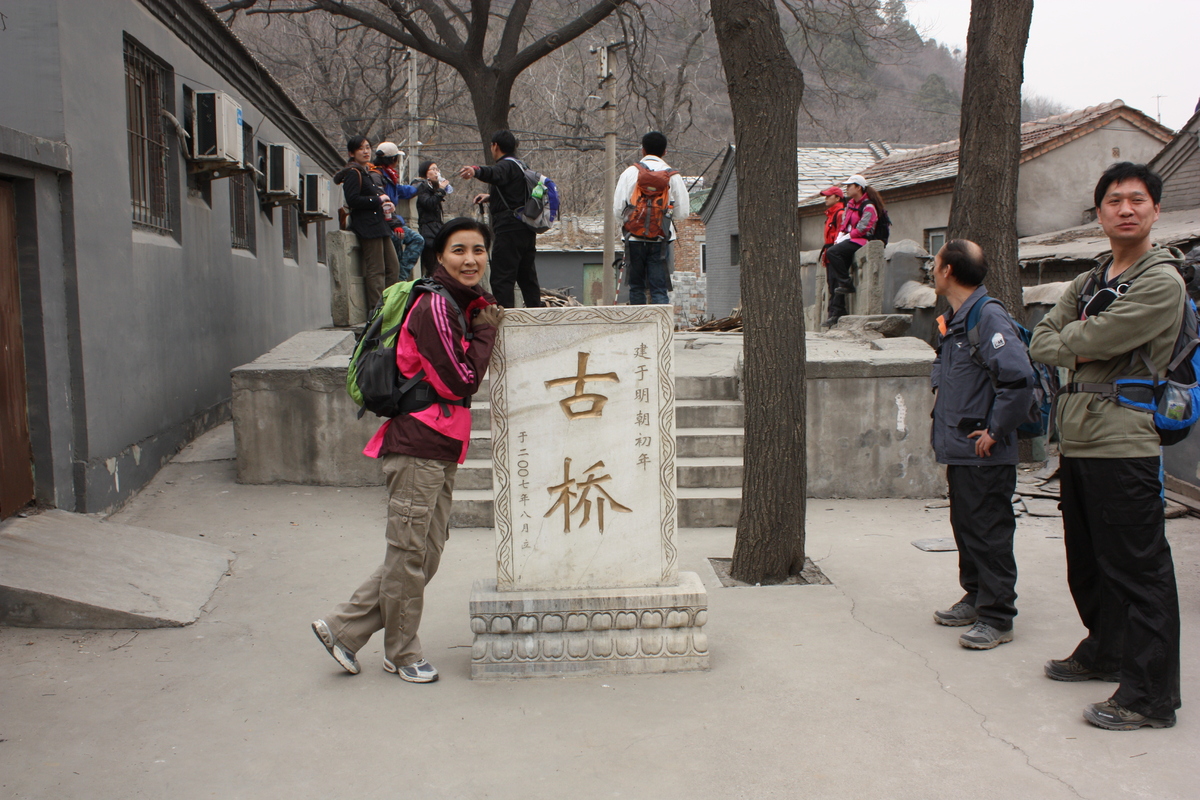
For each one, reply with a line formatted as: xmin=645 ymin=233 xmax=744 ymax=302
xmin=959 ymin=621 xmax=1013 ymax=650
xmin=933 ymin=601 xmax=978 ymax=627
xmin=312 ymin=619 xmax=360 ymax=674
xmin=1083 ymin=699 xmax=1176 ymax=731
xmin=385 ymin=658 xmax=439 ymax=683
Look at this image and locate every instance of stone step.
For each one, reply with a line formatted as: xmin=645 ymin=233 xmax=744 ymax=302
xmin=457 ymin=456 xmax=744 ymax=491
xmin=447 ymin=487 xmax=742 ymax=529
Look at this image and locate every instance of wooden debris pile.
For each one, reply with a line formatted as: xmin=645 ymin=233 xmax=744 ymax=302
xmin=682 ymin=308 xmax=742 ymax=333
xmin=539 ymin=288 xmax=582 ymax=307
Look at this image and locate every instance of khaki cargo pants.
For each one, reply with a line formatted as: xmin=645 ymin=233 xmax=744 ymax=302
xmin=325 ymin=454 xmax=457 ymax=668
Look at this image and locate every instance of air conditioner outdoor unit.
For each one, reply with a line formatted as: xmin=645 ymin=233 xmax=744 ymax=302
xmin=192 ymin=91 xmax=243 ymax=164
xmin=266 ymin=144 xmax=301 ymax=199
xmin=302 ymin=173 xmax=333 ymax=218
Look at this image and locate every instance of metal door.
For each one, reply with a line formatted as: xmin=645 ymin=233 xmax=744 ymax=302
xmin=0 ymin=180 xmax=34 ymax=518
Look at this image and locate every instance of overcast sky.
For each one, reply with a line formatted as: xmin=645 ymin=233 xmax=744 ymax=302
xmin=905 ymin=0 xmax=1198 ymax=130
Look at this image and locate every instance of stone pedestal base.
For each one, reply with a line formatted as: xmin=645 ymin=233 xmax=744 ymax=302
xmin=469 ymin=571 xmax=710 ymax=679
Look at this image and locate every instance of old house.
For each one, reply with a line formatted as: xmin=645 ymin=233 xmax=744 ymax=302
xmin=797 ymin=101 xmax=1174 ymax=255
xmin=0 ymin=0 xmax=341 ymax=517
xmin=1149 ymin=106 xmax=1200 ymax=213
xmin=699 ymin=142 xmax=909 ymax=318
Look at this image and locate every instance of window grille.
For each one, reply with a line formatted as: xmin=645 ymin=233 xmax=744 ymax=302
xmin=283 ymin=203 xmax=299 ymax=261
xmin=925 ymin=227 xmax=948 ymax=256
xmin=230 ymin=124 xmax=256 ymax=253
xmin=124 ymin=37 xmax=174 ymax=233
xmin=316 ymin=220 xmax=327 ymax=264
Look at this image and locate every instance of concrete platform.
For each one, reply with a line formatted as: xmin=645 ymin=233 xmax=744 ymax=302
xmin=0 ymin=510 xmax=233 ymax=628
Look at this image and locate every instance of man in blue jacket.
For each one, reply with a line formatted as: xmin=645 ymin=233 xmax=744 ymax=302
xmin=929 ymin=240 xmax=1035 ymax=649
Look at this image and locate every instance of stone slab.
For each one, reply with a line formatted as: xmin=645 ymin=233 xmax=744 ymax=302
xmin=0 ymin=511 xmax=233 ymax=629
xmin=327 ymin=229 xmax=367 ymax=327
xmin=469 ymin=571 xmax=709 ymax=679
xmin=173 ymin=421 xmax=235 ymax=463
xmin=489 ymin=306 xmax=677 ymax=591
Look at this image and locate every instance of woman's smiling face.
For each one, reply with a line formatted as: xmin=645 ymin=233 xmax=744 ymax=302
xmin=438 ymin=229 xmax=488 ymax=287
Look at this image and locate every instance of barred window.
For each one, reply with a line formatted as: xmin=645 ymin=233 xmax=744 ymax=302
xmin=230 ymin=123 xmax=256 ymax=253
xmin=316 ymin=220 xmax=327 ymax=264
xmin=925 ymin=227 xmax=947 ymax=256
xmin=124 ymin=37 xmax=175 ymax=233
xmin=282 ymin=203 xmax=299 ymax=261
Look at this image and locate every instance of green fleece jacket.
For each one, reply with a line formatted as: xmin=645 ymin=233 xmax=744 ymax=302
xmin=1030 ymin=246 xmax=1185 ymax=458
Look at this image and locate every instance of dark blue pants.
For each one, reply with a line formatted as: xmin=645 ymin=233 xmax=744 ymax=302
xmin=490 ymin=227 xmax=541 ymax=308
xmin=824 ymin=239 xmax=860 ymax=318
xmin=947 ymin=464 xmax=1018 ymax=630
xmin=626 ymin=240 xmax=672 ymax=305
xmin=1060 ymin=455 xmax=1181 ymax=717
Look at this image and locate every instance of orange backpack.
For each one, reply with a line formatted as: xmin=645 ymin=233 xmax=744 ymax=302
xmin=622 ymin=162 xmax=679 ymax=241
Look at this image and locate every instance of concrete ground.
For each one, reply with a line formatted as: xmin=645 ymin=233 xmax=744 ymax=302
xmin=1 ymin=331 xmax=1197 ymax=799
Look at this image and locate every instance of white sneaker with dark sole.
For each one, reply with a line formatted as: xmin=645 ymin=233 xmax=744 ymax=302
xmin=312 ymin=619 xmax=360 ymax=674
xmin=384 ymin=658 xmax=439 ymax=683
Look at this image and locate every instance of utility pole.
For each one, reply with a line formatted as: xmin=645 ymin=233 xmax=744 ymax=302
xmin=406 ymin=50 xmax=420 ymax=181
xmin=1152 ymin=94 xmax=1166 ymax=123
xmin=592 ymin=41 xmax=624 ymax=305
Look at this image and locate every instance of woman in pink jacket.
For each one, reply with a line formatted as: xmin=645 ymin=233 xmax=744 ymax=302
xmin=823 ymin=174 xmax=883 ymax=328
xmin=313 ymin=217 xmax=503 ymax=684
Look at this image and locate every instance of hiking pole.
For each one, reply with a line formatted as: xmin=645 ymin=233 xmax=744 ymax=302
xmin=613 ymin=250 xmax=627 ymax=305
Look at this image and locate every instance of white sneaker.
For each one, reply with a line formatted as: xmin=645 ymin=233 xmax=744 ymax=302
xmin=384 ymin=657 xmax=439 ymax=683
xmin=312 ymin=620 xmax=360 ymax=674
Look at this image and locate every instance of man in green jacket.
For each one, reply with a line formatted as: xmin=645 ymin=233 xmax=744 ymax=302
xmin=1030 ymin=162 xmax=1183 ymax=731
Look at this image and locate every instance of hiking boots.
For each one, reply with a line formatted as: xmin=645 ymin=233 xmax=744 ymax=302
xmin=933 ymin=601 xmax=978 ymax=627
xmin=312 ymin=619 xmax=360 ymax=674
xmin=834 ymin=282 xmax=856 ymax=295
xmin=385 ymin=657 xmax=439 ymax=683
xmin=1043 ymin=657 xmax=1120 ymax=682
xmin=822 ymin=316 xmax=841 ymax=328
xmin=1083 ymin=699 xmax=1176 ymax=731
xmin=958 ymin=621 xmax=1013 ymax=650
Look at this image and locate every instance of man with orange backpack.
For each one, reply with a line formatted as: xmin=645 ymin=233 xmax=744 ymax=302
xmin=613 ymin=131 xmax=690 ymax=305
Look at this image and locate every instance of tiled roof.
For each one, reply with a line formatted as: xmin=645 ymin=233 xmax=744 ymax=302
xmin=794 ymin=143 xmax=900 ymax=199
xmin=848 ymin=100 xmax=1173 ymax=196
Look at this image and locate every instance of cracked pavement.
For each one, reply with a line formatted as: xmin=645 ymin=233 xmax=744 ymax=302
xmin=0 ymin=458 xmax=1196 ymax=798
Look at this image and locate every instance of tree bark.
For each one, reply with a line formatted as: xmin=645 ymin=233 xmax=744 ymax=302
xmin=711 ymin=0 xmax=807 ymax=583
xmin=946 ymin=0 xmax=1034 ymax=320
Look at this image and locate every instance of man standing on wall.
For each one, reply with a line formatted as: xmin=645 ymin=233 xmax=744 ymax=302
xmin=612 ymin=131 xmax=690 ymax=305
xmin=459 ymin=130 xmax=543 ymax=309
xmin=929 ymin=239 xmax=1034 ymax=651
xmin=1030 ymin=162 xmax=1183 ymax=731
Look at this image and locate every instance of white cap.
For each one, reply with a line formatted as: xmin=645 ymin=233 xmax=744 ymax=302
xmin=843 ymin=174 xmax=868 ymax=188
xmin=375 ymin=142 xmax=404 ymax=159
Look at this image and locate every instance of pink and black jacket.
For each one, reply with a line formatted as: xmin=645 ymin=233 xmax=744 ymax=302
xmin=364 ymin=267 xmax=497 ymax=464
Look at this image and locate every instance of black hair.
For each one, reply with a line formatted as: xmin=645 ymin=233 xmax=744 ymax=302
xmin=372 ymin=151 xmax=398 ymax=167
xmin=418 ymin=160 xmax=436 ymax=181
xmin=491 ymin=130 xmax=518 ymax=156
xmin=940 ymin=239 xmax=988 ymax=287
xmin=1093 ymin=162 xmax=1163 ymax=207
xmin=641 ymin=131 xmax=667 ymax=157
xmin=433 ymin=216 xmax=492 ymax=256
xmin=863 ymin=185 xmax=886 ymax=213
xmin=346 ymin=135 xmax=369 ymax=155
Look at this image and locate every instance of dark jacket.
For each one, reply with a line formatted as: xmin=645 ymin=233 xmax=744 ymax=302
xmin=333 ymin=161 xmax=391 ymax=240
xmin=930 ymin=286 xmax=1036 ymax=466
xmin=414 ymin=179 xmax=448 ymax=240
xmin=473 ymin=156 xmax=527 ymax=234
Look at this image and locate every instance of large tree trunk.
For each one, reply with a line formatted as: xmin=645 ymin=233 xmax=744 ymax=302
xmin=712 ymin=0 xmax=807 ymax=583
xmin=462 ymin=67 xmax=514 ymax=160
xmin=947 ymin=0 xmax=1034 ymax=320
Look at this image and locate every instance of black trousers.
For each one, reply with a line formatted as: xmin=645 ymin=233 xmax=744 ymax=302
xmin=490 ymin=226 xmax=541 ymax=309
xmin=946 ymin=464 xmax=1018 ymax=630
xmin=824 ymin=239 xmax=859 ymax=318
xmin=1060 ymin=455 xmax=1181 ymax=717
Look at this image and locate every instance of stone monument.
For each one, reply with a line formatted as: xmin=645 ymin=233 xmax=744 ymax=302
xmin=469 ymin=305 xmax=710 ymax=678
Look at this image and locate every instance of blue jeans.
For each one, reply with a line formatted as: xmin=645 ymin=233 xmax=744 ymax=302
xmin=626 ymin=240 xmax=671 ymax=305
xmin=391 ymin=227 xmax=424 ymax=281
